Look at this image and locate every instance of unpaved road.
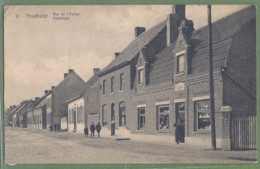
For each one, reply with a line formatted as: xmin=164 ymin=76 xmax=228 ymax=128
xmin=4 ymin=127 xmax=257 ymax=164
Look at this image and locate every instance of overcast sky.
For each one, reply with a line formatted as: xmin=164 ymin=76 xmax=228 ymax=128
xmin=4 ymin=5 xmax=250 ymax=109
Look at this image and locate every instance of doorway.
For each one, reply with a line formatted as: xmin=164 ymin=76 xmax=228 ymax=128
xmin=73 ymin=110 xmax=77 ymax=131
xmin=175 ymin=102 xmax=185 ymax=142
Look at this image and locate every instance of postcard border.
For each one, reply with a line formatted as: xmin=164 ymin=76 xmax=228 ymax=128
xmin=0 ymin=0 xmax=259 ymax=169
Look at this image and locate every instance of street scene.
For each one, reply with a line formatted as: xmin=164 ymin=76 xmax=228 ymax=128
xmin=4 ymin=4 xmax=257 ymax=164
xmin=5 ymin=127 xmax=257 ymax=164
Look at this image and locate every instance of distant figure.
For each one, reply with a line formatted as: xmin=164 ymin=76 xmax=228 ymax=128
xmin=174 ymin=118 xmax=184 ymax=144
xmin=90 ymin=122 xmax=95 ymax=138
xmin=49 ymin=125 xmax=53 ymax=132
xmin=96 ymin=122 xmax=101 ymax=138
xmin=111 ymin=118 xmax=115 ymax=136
xmin=84 ymin=125 xmax=89 ymax=138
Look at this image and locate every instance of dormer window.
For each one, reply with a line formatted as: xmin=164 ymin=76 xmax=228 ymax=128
xmin=138 ymin=67 xmax=144 ymax=85
xmin=177 ymin=54 xmax=184 ymax=74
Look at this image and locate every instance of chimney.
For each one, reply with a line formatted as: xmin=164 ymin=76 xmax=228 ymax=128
xmin=93 ymin=68 xmax=100 ymax=75
xmin=172 ymin=5 xmax=185 ymax=21
xmin=179 ymin=19 xmax=194 ymax=40
xmin=114 ymin=53 xmax=120 ymax=58
xmin=45 ymin=90 xmax=48 ymax=95
xmin=167 ymin=5 xmax=186 ymax=46
xmin=64 ymin=73 xmax=68 ymax=78
xmin=35 ymin=97 xmax=40 ymax=101
xmin=51 ymin=86 xmax=55 ymax=90
xmin=135 ymin=27 xmax=145 ymax=37
xmin=68 ymin=69 xmax=74 ymax=74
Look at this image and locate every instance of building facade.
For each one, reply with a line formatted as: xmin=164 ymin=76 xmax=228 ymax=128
xmin=98 ymin=5 xmax=256 ymax=148
xmin=49 ymin=69 xmax=87 ymax=130
xmin=67 ymin=68 xmax=100 ymax=133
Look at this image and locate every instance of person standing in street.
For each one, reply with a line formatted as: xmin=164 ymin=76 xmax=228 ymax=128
xmin=174 ymin=118 xmax=184 ymax=144
xmin=84 ymin=125 xmax=89 ymax=138
xmin=90 ymin=122 xmax=95 ymax=138
xmin=96 ymin=122 xmax=101 ymax=138
xmin=111 ymin=118 xmax=115 ymax=136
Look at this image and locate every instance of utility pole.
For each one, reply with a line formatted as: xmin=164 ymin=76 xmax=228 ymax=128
xmin=208 ymin=5 xmax=216 ymax=150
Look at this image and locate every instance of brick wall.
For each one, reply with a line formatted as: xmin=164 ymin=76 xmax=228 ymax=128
xmin=129 ymin=83 xmax=174 ymax=135
xmin=99 ymin=64 xmax=131 ymax=129
xmin=186 ymin=73 xmax=223 ymax=138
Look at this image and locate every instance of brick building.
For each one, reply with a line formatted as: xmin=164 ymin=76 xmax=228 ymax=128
xmin=67 ymin=68 xmax=100 ymax=133
xmin=98 ymin=5 xmax=256 ymax=148
xmin=47 ymin=69 xmax=87 ymax=130
xmin=27 ymin=90 xmax=51 ymax=130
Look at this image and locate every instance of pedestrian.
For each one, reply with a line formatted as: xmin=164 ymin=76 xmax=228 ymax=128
xmin=90 ymin=122 xmax=95 ymax=138
xmin=96 ymin=122 xmax=101 ymax=138
xmin=84 ymin=125 xmax=89 ymax=138
xmin=111 ymin=118 xmax=115 ymax=136
xmin=174 ymin=118 xmax=184 ymax=144
xmin=49 ymin=125 xmax=53 ymax=132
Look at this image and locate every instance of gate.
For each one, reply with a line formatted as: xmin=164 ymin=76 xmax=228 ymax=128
xmin=231 ymin=116 xmax=257 ymax=150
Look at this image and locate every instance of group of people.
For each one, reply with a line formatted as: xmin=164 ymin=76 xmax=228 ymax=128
xmin=84 ymin=122 xmax=101 ymax=138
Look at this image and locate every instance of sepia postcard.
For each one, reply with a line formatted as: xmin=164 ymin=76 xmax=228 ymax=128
xmin=2 ymin=3 xmax=258 ymax=167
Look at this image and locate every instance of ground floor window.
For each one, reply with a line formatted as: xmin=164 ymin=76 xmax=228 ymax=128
xmin=77 ymin=106 xmax=84 ymax=123
xmin=119 ymin=102 xmax=126 ymax=126
xmin=138 ymin=107 xmax=145 ymax=130
xmin=194 ymin=100 xmax=210 ymax=131
xmin=157 ymin=104 xmax=170 ymax=130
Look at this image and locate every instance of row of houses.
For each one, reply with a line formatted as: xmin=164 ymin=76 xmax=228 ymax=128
xmin=5 ymin=68 xmax=100 ymax=133
xmin=5 ymin=5 xmax=256 ymax=150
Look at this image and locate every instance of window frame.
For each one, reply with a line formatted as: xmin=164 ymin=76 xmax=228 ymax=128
xmin=110 ymin=77 xmax=115 ymax=94
xmin=138 ymin=68 xmax=144 ymax=85
xmin=137 ymin=107 xmax=145 ymax=130
xmin=194 ymin=100 xmax=211 ymax=133
xmin=102 ymin=80 xmax=106 ymax=95
xmin=156 ymin=104 xmax=170 ymax=131
xmin=119 ymin=102 xmax=126 ymax=126
xmin=120 ymin=73 xmax=125 ymax=91
xmin=177 ymin=54 xmax=185 ymax=74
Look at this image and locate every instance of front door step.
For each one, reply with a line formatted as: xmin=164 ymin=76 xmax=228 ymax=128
xmin=114 ymin=137 xmax=131 ymax=141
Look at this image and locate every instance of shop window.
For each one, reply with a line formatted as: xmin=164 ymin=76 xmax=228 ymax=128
xmin=194 ymin=100 xmax=210 ymax=132
xmin=177 ymin=54 xmax=184 ymax=73
xmin=111 ymin=77 xmax=114 ymax=93
xmin=119 ymin=102 xmax=126 ymax=126
xmin=120 ymin=73 xmax=125 ymax=91
xmin=138 ymin=69 xmax=144 ymax=85
xmin=157 ymin=104 xmax=170 ymax=130
xmin=138 ymin=107 xmax=145 ymax=130
xmin=102 ymin=80 xmax=106 ymax=95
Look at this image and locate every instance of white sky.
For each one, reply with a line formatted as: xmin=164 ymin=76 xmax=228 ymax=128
xmin=4 ymin=5 xmax=250 ymax=109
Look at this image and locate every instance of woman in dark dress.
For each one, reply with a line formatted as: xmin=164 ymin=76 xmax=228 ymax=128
xmin=174 ymin=118 xmax=184 ymax=144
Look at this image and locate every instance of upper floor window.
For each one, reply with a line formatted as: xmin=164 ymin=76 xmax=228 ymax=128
xmin=138 ymin=68 xmax=144 ymax=85
xmin=177 ymin=54 xmax=184 ymax=73
xmin=102 ymin=80 xmax=106 ymax=95
xmin=120 ymin=73 xmax=125 ymax=91
xmin=111 ymin=77 xmax=114 ymax=93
